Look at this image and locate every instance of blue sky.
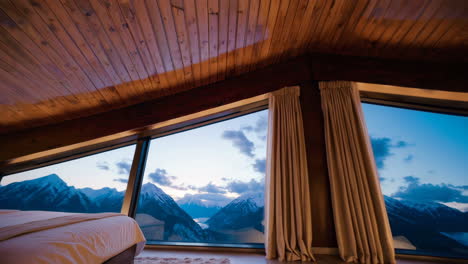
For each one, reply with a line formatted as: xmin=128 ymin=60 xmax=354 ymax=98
xmin=362 ymin=103 xmax=468 ymax=211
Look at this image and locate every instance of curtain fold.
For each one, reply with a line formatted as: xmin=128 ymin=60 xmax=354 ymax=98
xmin=265 ymin=86 xmax=315 ymax=262
xmin=320 ymin=81 xmax=395 ymax=264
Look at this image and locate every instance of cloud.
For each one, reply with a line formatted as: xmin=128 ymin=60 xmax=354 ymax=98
xmin=404 ymin=155 xmax=414 ymax=163
xmin=395 ymin=140 xmax=410 ymax=148
xmin=116 ymin=160 xmax=132 ymax=175
xmin=148 ymin=168 xmax=176 ymax=187
xmin=393 ymin=176 xmax=468 ymax=204
xmin=113 ymin=178 xmax=128 ymax=184
xmin=226 ymin=179 xmax=264 ymax=194
xmin=370 ymin=137 xmax=392 ymax=169
xmin=253 ymin=159 xmax=266 ymax=174
xmin=370 ymin=137 xmax=410 ymax=169
xmin=97 ymin=161 xmax=110 ymax=171
xmin=222 ymin=130 xmax=255 ymax=157
xmin=254 ymin=115 xmax=268 ymax=134
xmin=198 ymin=182 xmax=226 ymax=194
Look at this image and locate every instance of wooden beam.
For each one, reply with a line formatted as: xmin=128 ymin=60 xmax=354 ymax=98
xmin=308 ymin=53 xmax=468 ymax=93
xmin=0 ymin=56 xmax=312 ymax=164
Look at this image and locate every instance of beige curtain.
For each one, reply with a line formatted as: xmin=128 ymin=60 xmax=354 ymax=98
xmin=320 ymin=81 xmax=395 ymax=264
xmin=265 ymin=86 xmax=315 ymax=262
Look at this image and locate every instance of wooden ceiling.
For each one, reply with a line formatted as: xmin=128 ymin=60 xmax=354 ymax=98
xmin=0 ymin=0 xmax=467 ymax=134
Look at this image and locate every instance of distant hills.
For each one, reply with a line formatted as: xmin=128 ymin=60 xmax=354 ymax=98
xmin=1 ymin=174 xmax=467 ymax=256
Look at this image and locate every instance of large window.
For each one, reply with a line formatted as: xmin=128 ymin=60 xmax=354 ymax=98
xmin=135 ymin=110 xmax=268 ymax=247
xmin=0 ymin=145 xmax=136 ymax=213
xmin=362 ymin=103 xmax=468 ymax=258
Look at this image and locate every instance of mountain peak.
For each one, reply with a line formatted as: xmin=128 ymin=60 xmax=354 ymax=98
xmin=141 ymin=182 xmax=164 ymax=195
xmin=29 ymin=174 xmax=67 ymax=187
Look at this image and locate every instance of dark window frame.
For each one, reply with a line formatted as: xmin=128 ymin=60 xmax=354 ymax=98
xmin=360 ymin=94 xmax=468 ymax=260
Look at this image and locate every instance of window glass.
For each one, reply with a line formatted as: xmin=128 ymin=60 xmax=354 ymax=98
xmin=362 ymin=103 xmax=468 ymax=258
xmin=0 ymin=145 xmax=136 ymax=213
xmin=135 ymin=110 xmax=268 ymax=246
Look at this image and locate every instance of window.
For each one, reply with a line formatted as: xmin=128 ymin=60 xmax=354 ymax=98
xmin=362 ymin=103 xmax=468 ymax=259
xmin=135 ymin=110 xmax=268 ymax=247
xmin=0 ymin=145 xmax=136 ymax=213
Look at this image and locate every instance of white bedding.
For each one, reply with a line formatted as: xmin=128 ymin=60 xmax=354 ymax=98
xmin=0 ymin=210 xmax=146 ymax=264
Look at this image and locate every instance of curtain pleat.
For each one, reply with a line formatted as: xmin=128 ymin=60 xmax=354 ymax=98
xmin=265 ymin=86 xmax=315 ymax=262
xmin=320 ymin=81 xmax=395 ymax=264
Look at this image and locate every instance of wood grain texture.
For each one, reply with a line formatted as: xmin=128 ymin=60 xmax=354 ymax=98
xmin=0 ymin=0 xmax=466 ymax=133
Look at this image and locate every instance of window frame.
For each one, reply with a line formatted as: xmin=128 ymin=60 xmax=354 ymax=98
xmin=360 ymin=93 xmax=468 ymax=260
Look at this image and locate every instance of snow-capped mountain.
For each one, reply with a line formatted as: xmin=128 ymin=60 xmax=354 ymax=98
xmin=136 ymin=183 xmax=213 ymax=242
xmin=384 ymin=196 xmax=468 ymax=254
xmin=207 ymin=192 xmax=264 ymax=232
xmin=0 ymin=174 xmax=95 ymax=212
xmin=79 ymin=187 xmax=124 ymax=212
xmin=177 ymin=195 xmax=222 ymax=219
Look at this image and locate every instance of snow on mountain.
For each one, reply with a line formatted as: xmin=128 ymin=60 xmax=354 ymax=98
xmin=206 ymin=192 xmax=264 ymax=232
xmin=0 ymin=174 xmax=94 ymax=213
xmin=177 ymin=195 xmax=223 ymax=219
xmin=136 ymin=182 xmax=213 ymax=242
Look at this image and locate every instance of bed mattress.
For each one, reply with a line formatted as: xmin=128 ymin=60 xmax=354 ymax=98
xmin=0 ymin=210 xmax=146 ymax=264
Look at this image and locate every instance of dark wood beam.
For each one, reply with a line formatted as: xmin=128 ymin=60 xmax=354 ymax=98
xmin=308 ymin=53 xmax=468 ymax=93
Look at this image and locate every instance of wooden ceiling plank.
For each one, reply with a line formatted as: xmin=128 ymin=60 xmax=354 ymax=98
xmin=195 ymin=0 xmax=210 ymax=84
xmin=371 ymin=0 xmax=427 ymax=55
xmin=343 ymin=0 xmax=395 ymax=56
xmin=22 ymin=0 xmax=123 ymax=105
xmin=0 ymin=10 xmax=101 ymax=118
xmin=364 ymin=0 xmax=420 ymax=58
xmin=289 ymin=0 xmax=318 ymax=57
xmin=225 ymin=0 xmax=239 ymax=77
xmin=239 ymin=0 xmax=260 ymax=74
xmin=258 ymin=0 xmax=285 ymax=68
xmin=389 ymin=0 xmax=442 ymax=59
xmin=158 ymin=0 xmax=192 ymax=88
xmin=43 ymin=1 xmax=126 ymax=105
xmin=232 ymin=0 xmax=249 ymax=75
xmin=181 ymin=0 xmax=202 ymax=88
xmin=216 ymin=0 xmax=229 ymax=80
xmin=334 ymin=0 xmax=378 ymax=53
xmin=88 ymin=0 xmax=153 ymax=94
xmin=247 ymin=0 xmax=271 ymax=71
xmin=132 ymin=0 xmax=173 ymax=90
xmin=266 ymin=0 xmax=294 ymax=65
xmin=116 ymin=0 xmax=164 ymax=92
xmin=314 ymin=0 xmax=349 ymax=48
xmin=207 ymin=0 xmax=219 ymax=83
xmin=0 ymin=63 xmax=64 ymax=122
xmin=0 ymin=5 xmax=88 ymax=99
xmin=145 ymin=0 xmax=185 ymax=90
xmin=0 ymin=42 xmax=81 ymax=117
xmin=43 ymin=0 xmax=119 ymax=94
xmin=58 ymin=0 xmax=140 ymax=101
xmin=304 ymin=1 xmax=334 ymax=51
xmin=3 ymin=0 xmax=106 ymax=107
xmin=168 ymin=0 xmax=196 ymax=86
xmin=279 ymin=0 xmax=308 ymax=61
xmin=0 ymin=32 xmax=67 ymax=101
xmin=79 ymin=0 xmax=145 ymax=96
xmin=330 ymin=0 xmax=370 ymax=50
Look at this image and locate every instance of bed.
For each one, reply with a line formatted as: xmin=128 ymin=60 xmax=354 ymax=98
xmin=0 ymin=210 xmax=146 ymax=264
